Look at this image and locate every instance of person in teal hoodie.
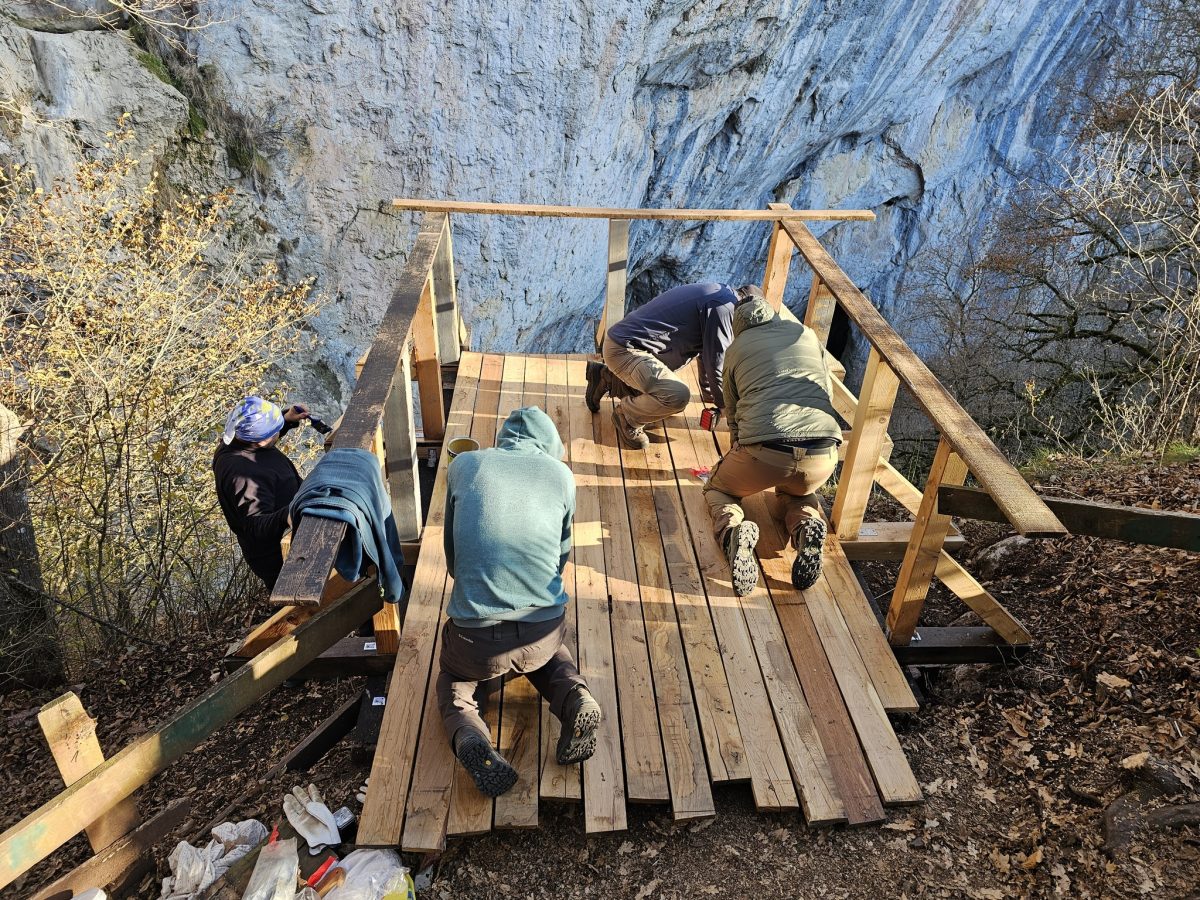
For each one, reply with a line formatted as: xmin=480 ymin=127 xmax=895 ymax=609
xmin=437 ymin=406 xmax=602 ymax=797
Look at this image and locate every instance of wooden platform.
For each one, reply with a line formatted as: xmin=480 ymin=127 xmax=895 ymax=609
xmin=357 ymin=352 xmax=922 ymax=851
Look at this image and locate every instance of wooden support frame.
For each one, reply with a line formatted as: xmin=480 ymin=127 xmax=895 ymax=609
xmin=0 ymin=580 xmax=381 ymax=889
xmin=414 ymin=276 xmax=446 ymax=440
xmin=886 ymin=436 xmax=969 ymax=645
xmin=832 ymin=348 xmax=900 ymax=540
xmin=803 ymin=275 xmax=837 ymax=346
xmin=595 ymin=218 xmax=629 ymax=348
xmin=779 ymin=219 xmax=1065 ymax=539
xmin=761 ymin=202 xmax=795 ymax=311
xmin=383 ymin=337 xmax=422 ymax=540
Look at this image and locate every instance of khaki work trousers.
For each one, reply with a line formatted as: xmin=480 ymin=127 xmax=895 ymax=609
xmin=703 ymin=442 xmax=838 ymax=542
xmin=436 ymin=614 xmax=587 ymax=747
xmin=602 ymin=336 xmax=692 ymax=427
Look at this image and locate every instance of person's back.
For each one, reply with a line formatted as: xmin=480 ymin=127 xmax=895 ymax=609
xmin=444 ymin=406 xmax=576 ymax=627
xmin=723 ymin=300 xmax=841 ymax=446
xmin=606 ymin=281 xmax=736 ymax=372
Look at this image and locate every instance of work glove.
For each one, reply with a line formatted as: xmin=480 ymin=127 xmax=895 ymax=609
xmin=282 ymin=784 xmax=341 ymax=854
xmin=355 ymin=777 xmax=370 ymax=805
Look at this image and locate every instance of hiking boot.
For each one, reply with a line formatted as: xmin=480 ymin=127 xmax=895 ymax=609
xmin=585 ymin=360 xmax=609 ymax=413
xmin=612 ymin=406 xmax=649 ymax=450
xmin=454 ymin=729 xmax=518 ymax=797
xmin=556 ymin=686 xmax=602 ymax=764
xmin=791 ymin=516 xmax=828 ymax=591
xmin=722 ymin=521 xmax=760 ymax=596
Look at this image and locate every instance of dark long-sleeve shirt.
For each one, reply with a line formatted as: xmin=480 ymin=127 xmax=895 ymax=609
xmin=605 ymin=282 xmax=737 ymax=407
xmin=212 ymin=422 xmax=300 ymax=589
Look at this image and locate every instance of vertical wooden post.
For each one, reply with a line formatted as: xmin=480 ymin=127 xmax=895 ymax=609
xmin=886 ymin=436 xmax=969 ymax=645
xmin=832 ymin=347 xmax=899 ymax=540
xmin=38 ymin=694 xmax=140 ymax=853
xmin=803 ymin=275 xmax=837 ymax=345
xmin=431 ymin=215 xmax=460 ymax=365
xmin=595 ymin=218 xmax=629 ymax=349
xmin=382 ymin=338 xmax=422 ymax=541
xmin=413 ymin=276 xmax=445 ymax=440
xmin=761 ymin=202 xmax=795 ymax=311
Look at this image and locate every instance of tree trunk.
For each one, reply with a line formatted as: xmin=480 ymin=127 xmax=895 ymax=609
xmin=0 ymin=402 xmax=65 ymax=688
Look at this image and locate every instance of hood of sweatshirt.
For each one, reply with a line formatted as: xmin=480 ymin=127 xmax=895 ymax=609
xmin=732 ymin=297 xmax=777 ymax=336
xmin=495 ymin=406 xmax=565 ymax=459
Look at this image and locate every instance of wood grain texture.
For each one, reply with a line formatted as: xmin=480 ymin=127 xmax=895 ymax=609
xmin=832 ymin=348 xmax=900 ymax=541
xmin=413 ymin=276 xmax=446 ymax=440
xmin=432 ymin=215 xmax=461 ymax=365
xmin=596 ymin=219 xmax=630 ymax=348
xmin=761 ymin=202 xmax=795 ymax=311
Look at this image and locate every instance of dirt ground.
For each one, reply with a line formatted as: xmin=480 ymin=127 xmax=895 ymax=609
xmin=2 ymin=457 xmax=1197 ymax=899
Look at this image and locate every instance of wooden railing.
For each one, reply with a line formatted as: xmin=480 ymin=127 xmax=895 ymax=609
xmin=269 ymin=211 xmax=465 ymax=656
xmin=762 ymin=204 xmax=1067 ymax=645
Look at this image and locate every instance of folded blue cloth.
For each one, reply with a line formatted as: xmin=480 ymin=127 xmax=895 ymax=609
xmin=289 ymin=447 xmax=406 ymax=606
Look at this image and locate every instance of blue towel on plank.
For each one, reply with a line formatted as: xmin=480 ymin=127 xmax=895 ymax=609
xmin=289 ymin=447 xmax=406 ymax=606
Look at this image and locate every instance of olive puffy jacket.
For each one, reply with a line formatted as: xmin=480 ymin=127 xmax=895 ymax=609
xmin=722 ymin=298 xmax=842 ymax=446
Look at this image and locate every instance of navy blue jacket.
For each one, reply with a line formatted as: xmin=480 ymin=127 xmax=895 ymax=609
xmin=605 ymin=282 xmax=737 ymax=407
xmin=289 ymin=447 xmax=406 ymax=605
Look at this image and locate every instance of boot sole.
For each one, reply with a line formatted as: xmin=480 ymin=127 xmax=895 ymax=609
xmin=556 ymin=700 xmax=602 ymax=765
xmin=457 ymin=738 xmax=518 ymax=798
xmin=729 ymin=521 xmax=760 ymax=596
xmin=585 ymin=361 xmax=604 ymax=414
xmin=791 ymin=517 xmax=827 ymax=591
xmin=611 ymin=408 xmax=649 ymax=450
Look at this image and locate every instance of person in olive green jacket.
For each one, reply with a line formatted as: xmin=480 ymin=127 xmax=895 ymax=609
xmin=703 ymin=296 xmax=842 ymax=596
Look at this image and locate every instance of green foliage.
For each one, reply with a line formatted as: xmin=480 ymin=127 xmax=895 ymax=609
xmin=187 ymin=104 xmax=208 ymax=139
xmin=136 ymin=50 xmax=176 ymax=88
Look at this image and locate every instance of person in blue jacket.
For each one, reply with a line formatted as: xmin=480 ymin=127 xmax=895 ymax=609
xmin=586 ymin=282 xmax=764 ymax=448
xmin=437 ymin=406 xmax=602 ymax=797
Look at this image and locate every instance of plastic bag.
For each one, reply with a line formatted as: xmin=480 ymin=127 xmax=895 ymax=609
xmin=326 ymin=849 xmax=407 ymax=899
xmin=242 ymin=837 xmax=299 ymax=900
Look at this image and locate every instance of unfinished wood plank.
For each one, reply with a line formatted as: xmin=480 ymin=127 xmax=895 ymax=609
xmin=593 ymin=398 xmax=669 ymax=804
xmin=270 ymin=518 xmax=349 ymax=607
xmin=612 ymin=414 xmax=714 ymax=820
xmin=494 ymin=354 xmax=541 ymax=830
xmin=874 ymin=460 xmax=1033 ymax=645
xmin=230 ymin=570 xmax=359 ymax=658
xmin=761 ymin=202 xmax=795 ymax=312
xmin=840 ymin=521 xmax=966 ymax=560
xmin=432 ymin=215 xmax=461 ymax=365
xmin=38 ymin=694 xmax=140 ymax=853
xmin=832 ymin=348 xmax=899 ymax=541
xmin=803 ymin=276 xmax=838 ymax=346
xmin=382 ymin=337 xmax=422 ymax=541
xmin=393 ymin=198 xmax=877 ymax=222
xmin=357 ymin=352 xmax=483 ymax=847
xmin=539 ymin=355 xmax=583 ymax=802
xmin=674 ymin=364 xmax=840 ymax=821
xmin=596 ymin=219 xmax=629 ymax=348
xmin=446 ymin=352 xmax=505 ymax=838
xmin=887 ymin=437 xmax=970 ymax=646
xmin=564 ymin=357 xmax=627 ymax=832
xmin=938 ymin=485 xmax=1200 ymax=552
xmin=820 ymin=539 xmax=919 ymax=713
xmin=639 ymin=427 xmax=749 ymax=785
xmin=781 ymin=220 xmax=1065 ymax=539
xmin=1 ymin=581 xmax=382 ymax=888
xmin=413 ymin=276 xmax=446 ymax=440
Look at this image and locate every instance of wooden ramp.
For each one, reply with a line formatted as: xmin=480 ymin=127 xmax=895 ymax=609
xmin=357 ymin=351 xmax=922 ymax=851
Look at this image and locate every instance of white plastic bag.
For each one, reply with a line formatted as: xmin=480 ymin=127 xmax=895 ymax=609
xmin=325 ymin=849 xmax=406 ymax=899
xmin=242 ymin=837 xmax=299 ymax=900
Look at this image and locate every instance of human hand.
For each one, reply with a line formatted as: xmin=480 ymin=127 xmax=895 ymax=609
xmin=284 ymin=404 xmax=309 ymax=424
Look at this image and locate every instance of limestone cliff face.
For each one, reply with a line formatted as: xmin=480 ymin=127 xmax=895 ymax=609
xmin=2 ymin=0 xmax=1126 ymax=398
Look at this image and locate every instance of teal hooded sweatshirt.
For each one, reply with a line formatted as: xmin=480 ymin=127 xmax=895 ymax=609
xmin=443 ymin=406 xmax=576 ymax=628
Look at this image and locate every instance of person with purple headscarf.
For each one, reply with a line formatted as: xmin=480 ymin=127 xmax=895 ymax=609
xmin=213 ymin=396 xmax=312 ymax=590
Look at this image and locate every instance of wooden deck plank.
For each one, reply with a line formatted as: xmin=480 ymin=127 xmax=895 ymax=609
xmin=564 ymin=357 xmax=627 ymax=832
xmin=592 ymin=394 xmax=669 ymax=804
xmin=539 ymin=355 xmax=584 ymax=802
xmin=357 ymin=351 xmax=483 ymax=847
xmin=671 ymin=367 xmax=840 ymax=820
xmin=493 ymin=354 xmax=541 ymax=830
xmin=446 ymin=352 xmax=505 ymax=838
xmin=638 ymin=432 xmax=748 ymax=785
xmin=610 ymin=412 xmax=715 ymax=819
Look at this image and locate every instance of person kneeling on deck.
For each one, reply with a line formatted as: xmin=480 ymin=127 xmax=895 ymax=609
xmin=213 ymin=396 xmax=313 ymax=591
xmin=438 ymin=406 xmax=602 ymax=797
xmin=586 ymin=282 xmax=763 ymax=448
xmin=704 ymin=296 xmax=841 ymax=596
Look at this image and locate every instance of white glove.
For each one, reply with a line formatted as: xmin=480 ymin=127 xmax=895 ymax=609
xmin=282 ymin=784 xmax=340 ymax=854
xmin=355 ymin=777 xmax=369 ymax=805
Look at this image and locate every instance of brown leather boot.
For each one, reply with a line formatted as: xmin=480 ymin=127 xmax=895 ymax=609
xmin=612 ymin=405 xmax=649 ymax=450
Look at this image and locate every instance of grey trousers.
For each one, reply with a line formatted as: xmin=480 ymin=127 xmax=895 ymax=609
xmin=436 ymin=614 xmax=587 ymax=748
xmin=602 ymin=336 xmax=692 ymax=427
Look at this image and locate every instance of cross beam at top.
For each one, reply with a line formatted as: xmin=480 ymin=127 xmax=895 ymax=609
xmin=390 ymin=198 xmax=876 ymax=222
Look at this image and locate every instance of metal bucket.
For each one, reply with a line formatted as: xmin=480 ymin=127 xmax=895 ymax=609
xmin=447 ymin=436 xmax=480 ymax=459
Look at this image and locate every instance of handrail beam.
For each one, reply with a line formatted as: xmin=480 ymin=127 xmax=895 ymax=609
xmin=392 ymin=198 xmax=876 ymax=222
